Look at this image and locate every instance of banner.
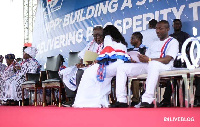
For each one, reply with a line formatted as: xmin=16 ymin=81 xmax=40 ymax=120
xmin=33 ymin=0 xmax=200 ymax=68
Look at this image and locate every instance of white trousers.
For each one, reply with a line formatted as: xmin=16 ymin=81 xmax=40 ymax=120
xmin=116 ymin=61 xmax=171 ymax=104
xmin=73 ymin=59 xmax=124 ymax=108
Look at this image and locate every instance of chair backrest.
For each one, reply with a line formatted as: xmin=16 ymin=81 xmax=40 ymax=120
xmin=40 ymin=71 xmax=47 ymax=81
xmin=68 ymin=52 xmax=80 ymax=67
xmin=46 ymin=54 xmax=62 ymax=71
xmin=47 ymin=70 xmax=60 ymax=80
xmin=26 ymin=73 xmax=40 ymax=82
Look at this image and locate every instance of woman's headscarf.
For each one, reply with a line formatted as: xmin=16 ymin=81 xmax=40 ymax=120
xmin=24 ymin=47 xmax=38 ymax=58
xmin=5 ymin=54 xmax=15 ymax=60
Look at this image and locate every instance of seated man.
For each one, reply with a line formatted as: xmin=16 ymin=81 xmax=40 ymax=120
xmin=112 ymin=20 xmax=179 ymax=108
xmin=127 ymin=32 xmax=146 ymax=106
xmin=159 ymin=19 xmax=190 ymax=107
xmin=60 ymin=26 xmax=104 ymax=106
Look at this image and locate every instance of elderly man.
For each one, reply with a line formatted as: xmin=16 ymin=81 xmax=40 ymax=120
xmin=112 ymin=20 xmax=179 ymax=108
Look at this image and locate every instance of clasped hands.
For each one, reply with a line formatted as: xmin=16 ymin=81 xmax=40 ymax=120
xmin=76 ymin=60 xmax=98 ymax=68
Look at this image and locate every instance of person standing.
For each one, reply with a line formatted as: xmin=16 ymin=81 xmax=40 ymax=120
xmin=141 ymin=19 xmax=159 ymax=49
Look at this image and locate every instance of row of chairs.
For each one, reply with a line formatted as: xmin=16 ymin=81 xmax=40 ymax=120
xmin=21 ymin=53 xmax=80 ymax=107
xmin=21 ymin=62 xmax=200 ymax=108
xmin=21 ymin=37 xmax=200 ymax=108
xmin=127 ymin=68 xmax=200 ymax=108
xmin=21 ymin=58 xmax=200 ymax=108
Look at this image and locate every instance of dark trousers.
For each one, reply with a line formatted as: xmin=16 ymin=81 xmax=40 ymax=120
xmin=162 ymin=80 xmax=172 ymax=102
xmin=163 ymin=77 xmax=200 ymax=104
xmin=195 ymin=77 xmax=200 ymax=99
xmin=76 ymin=69 xmax=84 ymax=88
xmin=163 ymin=79 xmax=186 ymax=106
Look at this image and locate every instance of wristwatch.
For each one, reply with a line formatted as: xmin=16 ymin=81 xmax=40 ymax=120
xmin=148 ymin=58 xmax=152 ymax=62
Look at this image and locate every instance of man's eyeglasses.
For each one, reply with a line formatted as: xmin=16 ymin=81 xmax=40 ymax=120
xmin=92 ymin=34 xmax=103 ymax=38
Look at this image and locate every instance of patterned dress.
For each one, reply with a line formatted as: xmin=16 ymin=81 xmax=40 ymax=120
xmin=0 ymin=63 xmax=6 ymax=75
xmin=0 ymin=62 xmax=17 ymax=100
xmin=0 ymin=63 xmax=15 ymax=81
xmin=0 ymin=58 xmax=40 ymax=101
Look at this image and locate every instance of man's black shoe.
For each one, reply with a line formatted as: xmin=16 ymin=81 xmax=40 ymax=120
xmin=140 ymin=102 xmax=154 ymax=108
xmin=131 ymin=101 xmax=139 ymax=107
xmin=158 ymin=102 xmax=171 ymax=107
xmin=110 ymin=101 xmax=128 ymax=108
xmin=194 ymin=99 xmax=200 ymax=107
xmin=62 ymin=98 xmax=75 ymax=107
xmin=158 ymin=99 xmax=171 ymax=107
xmin=62 ymin=101 xmax=73 ymax=107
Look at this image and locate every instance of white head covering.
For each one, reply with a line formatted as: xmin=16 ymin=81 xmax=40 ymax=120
xmin=24 ymin=47 xmax=38 ymax=58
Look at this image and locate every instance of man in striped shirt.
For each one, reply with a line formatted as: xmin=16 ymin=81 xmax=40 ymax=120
xmin=112 ymin=20 xmax=179 ymax=108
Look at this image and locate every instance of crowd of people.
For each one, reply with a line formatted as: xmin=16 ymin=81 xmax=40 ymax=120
xmin=0 ymin=19 xmax=199 ymax=108
xmin=0 ymin=47 xmax=40 ymax=105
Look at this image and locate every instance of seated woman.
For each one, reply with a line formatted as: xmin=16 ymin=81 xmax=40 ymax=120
xmin=0 ymin=55 xmax=6 ymax=74
xmin=0 ymin=47 xmax=40 ymax=102
xmin=0 ymin=54 xmax=17 ymax=81
xmin=73 ymin=25 xmax=130 ymax=108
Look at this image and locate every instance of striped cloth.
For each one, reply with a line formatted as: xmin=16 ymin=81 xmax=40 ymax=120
xmin=96 ymin=46 xmax=130 ymax=82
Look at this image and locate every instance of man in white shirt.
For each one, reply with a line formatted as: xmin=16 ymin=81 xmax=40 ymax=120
xmin=77 ymin=26 xmax=104 ymax=65
xmin=141 ymin=19 xmax=159 ymax=49
xmin=112 ymin=20 xmax=179 ymax=108
xmin=159 ymin=19 xmax=190 ymax=107
xmin=74 ymin=26 xmax=104 ymax=97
